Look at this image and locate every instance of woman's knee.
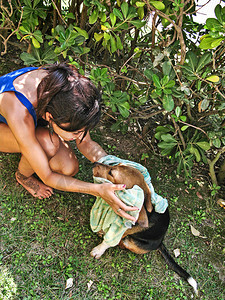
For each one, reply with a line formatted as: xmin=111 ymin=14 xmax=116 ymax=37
xmin=49 ymin=140 xmax=79 ymax=176
xmin=36 ymin=127 xmax=60 ymax=158
xmin=62 ymin=158 xmax=79 ymax=176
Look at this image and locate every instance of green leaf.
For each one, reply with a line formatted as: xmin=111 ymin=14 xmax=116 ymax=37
xmin=165 ymin=80 xmax=175 ymax=88
xmin=104 ymin=32 xmax=111 ymax=41
xmin=213 ymin=138 xmax=221 ymax=148
xmin=163 ymin=95 xmax=174 ymax=112
xmin=118 ymin=105 xmax=129 ymax=118
xmin=181 ymin=65 xmax=194 ymax=74
xmin=137 ymin=6 xmax=145 ymax=19
xmin=19 ymin=26 xmax=30 ymax=35
xmin=189 ymin=146 xmax=201 ymax=162
xmin=89 ymin=10 xmax=98 ymax=24
xmin=180 ymin=116 xmax=186 ymax=122
xmin=206 ymin=75 xmax=220 ymax=83
xmin=116 ymin=35 xmax=123 ymax=50
xmin=94 ymin=33 xmax=104 ymax=42
xmin=110 ymin=35 xmax=117 ymax=53
xmin=158 ymin=141 xmax=177 ymax=149
xmin=196 ymin=53 xmax=211 ymax=72
xmin=162 ymin=75 xmax=169 ymax=86
xmin=163 ymin=88 xmax=172 ymax=94
xmin=175 ymin=106 xmax=181 ymax=118
xmin=161 ymin=147 xmax=174 ymax=156
xmin=215 ymin=4 xmax=223 ymax=23
xmin=211 ymin=38 xmax=224 ymax=48
xmin=181 ymin=125 xmax=188 ymax=131
xmin=113 ymin=8 xmax=124 ymax=20
xmin=161 ymin=134 xmax=177 ymax=143
xmin=186 ymin=51 xmax=198 ymax=71
xmin=196 ymin=141 xmax=210 ymax=151
xmin=110 ymin=13 xmax=116 ymax=27
xmin=121 ymin=2 xmax=128 ymax=18
xmin=74 ymin=27 xmax=89 ymax=39
xmin=33 ymin=0 xmax=41 ymax=8
xmin=199 ymin=37 xmax=217 ymax=49
xmin=162 ymin=61 xmax=171 ymax=76
xmin=32 ymin=37 xmax=40 ymax=48
xmin=20 ymin=52 xmax=39 ymax=64
xmin=150 ymin=1 xmax=165 ymax=10
xmin=33 ymin=30 xmax=43 ymax=43
xmin=156 ymin=125 xmax=174 ymax=133
xmin=136 ymin=2 xmax=145 ymax=7
xmin=152 ymin=74 xmax=161 ymax=88
xmin=100 ymin=12 xmax=107 ymax=22
xmin=206 ymin=18 xmax=222 ymax=30
xmin=130 ymin=20 xmax=145 ymax=28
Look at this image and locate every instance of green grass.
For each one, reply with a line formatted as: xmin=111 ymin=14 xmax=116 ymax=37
xmin=0 ymin=128 xmax=224 ymax=300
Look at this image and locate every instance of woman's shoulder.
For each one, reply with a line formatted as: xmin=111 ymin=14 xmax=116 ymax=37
xmin=0 ymin=91 xmax=33 ymax=121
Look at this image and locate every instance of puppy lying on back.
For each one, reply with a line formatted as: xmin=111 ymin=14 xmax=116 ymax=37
xmin=90 ymin=162 xmax=198 ymax=295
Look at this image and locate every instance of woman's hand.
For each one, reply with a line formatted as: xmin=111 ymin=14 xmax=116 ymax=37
xmin=97 ymin=182 xmax=139 ymax=222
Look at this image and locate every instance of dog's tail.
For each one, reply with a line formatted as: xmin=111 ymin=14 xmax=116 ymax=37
xmin=158 ymin=243 xmax=198 ymax=295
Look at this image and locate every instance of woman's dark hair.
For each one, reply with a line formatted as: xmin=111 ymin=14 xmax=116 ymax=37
xmin=36 ymin=63 xmax=101 ymax=139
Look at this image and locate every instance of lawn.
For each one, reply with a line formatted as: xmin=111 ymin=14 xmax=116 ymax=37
xmin=0 ymin=127 xmax=224 ymax=300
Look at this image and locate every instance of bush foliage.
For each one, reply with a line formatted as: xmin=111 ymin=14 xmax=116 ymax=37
xmin=0 ymin=0 xmax=225 ymax=188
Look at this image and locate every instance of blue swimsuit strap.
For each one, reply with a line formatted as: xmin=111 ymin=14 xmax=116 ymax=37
xmin=15 ymin=91 xmax=37 ymax=127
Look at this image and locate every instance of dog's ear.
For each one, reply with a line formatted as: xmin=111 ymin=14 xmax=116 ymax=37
xmin=137 ymin=206 xmax=149 ymax=228
xmin=116 ymin=163 xmax=126 ymax=167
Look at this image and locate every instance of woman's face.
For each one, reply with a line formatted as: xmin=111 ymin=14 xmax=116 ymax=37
xmin=51 ymin=122 xmax=85 ymax=141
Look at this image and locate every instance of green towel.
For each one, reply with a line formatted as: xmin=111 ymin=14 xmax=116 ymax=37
xmin=90 ymin=155 xmax=168 ymax=247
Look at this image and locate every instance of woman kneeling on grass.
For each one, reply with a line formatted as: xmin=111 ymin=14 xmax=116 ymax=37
xmin=0 ymin=63 xmax=137 ymax=221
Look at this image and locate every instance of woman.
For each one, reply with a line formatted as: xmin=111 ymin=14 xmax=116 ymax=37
xmin=0 ymin=63 xmax=137 ymax=221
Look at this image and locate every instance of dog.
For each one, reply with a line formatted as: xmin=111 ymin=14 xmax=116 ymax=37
xmin=90 ymin=162 xmax=198 ymax=295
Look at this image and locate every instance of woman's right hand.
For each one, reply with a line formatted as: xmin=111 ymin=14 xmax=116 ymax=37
xmin=96 ymin=182 xmax=139 ymax=222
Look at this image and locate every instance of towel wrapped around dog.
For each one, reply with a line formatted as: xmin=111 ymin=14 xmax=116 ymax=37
xmin=90 ymin=155 xmax=168 ymax=247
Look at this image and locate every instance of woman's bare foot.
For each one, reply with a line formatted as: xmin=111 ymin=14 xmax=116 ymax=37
xmin=15 ymin=170 xmax=53 ymax=199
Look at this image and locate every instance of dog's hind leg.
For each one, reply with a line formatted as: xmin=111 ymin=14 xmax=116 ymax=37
xmin=119 ymin=236 xmax=149 ymax=254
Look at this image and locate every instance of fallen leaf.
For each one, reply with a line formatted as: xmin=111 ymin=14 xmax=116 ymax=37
xmin=65 ymin=278 xmax=73 ymax=290
xmin=196 ymin=192 xmax=203 ymax=199
xmin=87 ymin=280 xmax=93 ymax=291
xmin=190 ymin=225 xmax=200 ymax=236
xmin=185 ymin=189 xmax=189 ymax=194
xmin=173 ymin=248 xmax=180 ymax=257
xmin=190 ymin=225 xmax=207 ymax=239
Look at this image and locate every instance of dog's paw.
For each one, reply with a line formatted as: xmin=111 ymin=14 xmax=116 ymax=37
xmin=90 ymin=242 xmax=110 ymax=259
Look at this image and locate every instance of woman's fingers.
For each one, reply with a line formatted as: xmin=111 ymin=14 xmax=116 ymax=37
xmin=116 ymin=208 xmax=137 ymax=222
xmin=110 ymin=184 xmax=139 ymax=221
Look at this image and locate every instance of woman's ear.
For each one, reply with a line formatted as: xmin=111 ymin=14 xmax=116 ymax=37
xmin=43 ymin=112 xmax=53 ymax=122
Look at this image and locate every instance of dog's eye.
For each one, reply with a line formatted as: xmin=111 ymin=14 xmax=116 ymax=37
xmin=108 ymin=169 xmax=112 ymax=176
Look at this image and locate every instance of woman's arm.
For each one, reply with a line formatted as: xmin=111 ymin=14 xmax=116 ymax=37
xmin=76 ymin=131 xmax=107 ymax=162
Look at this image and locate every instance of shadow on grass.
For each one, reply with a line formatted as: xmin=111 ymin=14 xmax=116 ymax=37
xmin=0 ymin=128 xmax=224 ymax=300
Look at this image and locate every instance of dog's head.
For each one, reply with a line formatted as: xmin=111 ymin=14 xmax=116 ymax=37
xmin=92 ymin=162 xmax=144 ymax=189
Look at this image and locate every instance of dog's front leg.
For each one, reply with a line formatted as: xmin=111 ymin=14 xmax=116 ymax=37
xmin=90 ymin=241 xmax=111 ymax=259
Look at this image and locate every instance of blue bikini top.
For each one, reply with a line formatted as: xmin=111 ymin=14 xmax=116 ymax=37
xmin=0 ymin=67 xmax=38 ymax=126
